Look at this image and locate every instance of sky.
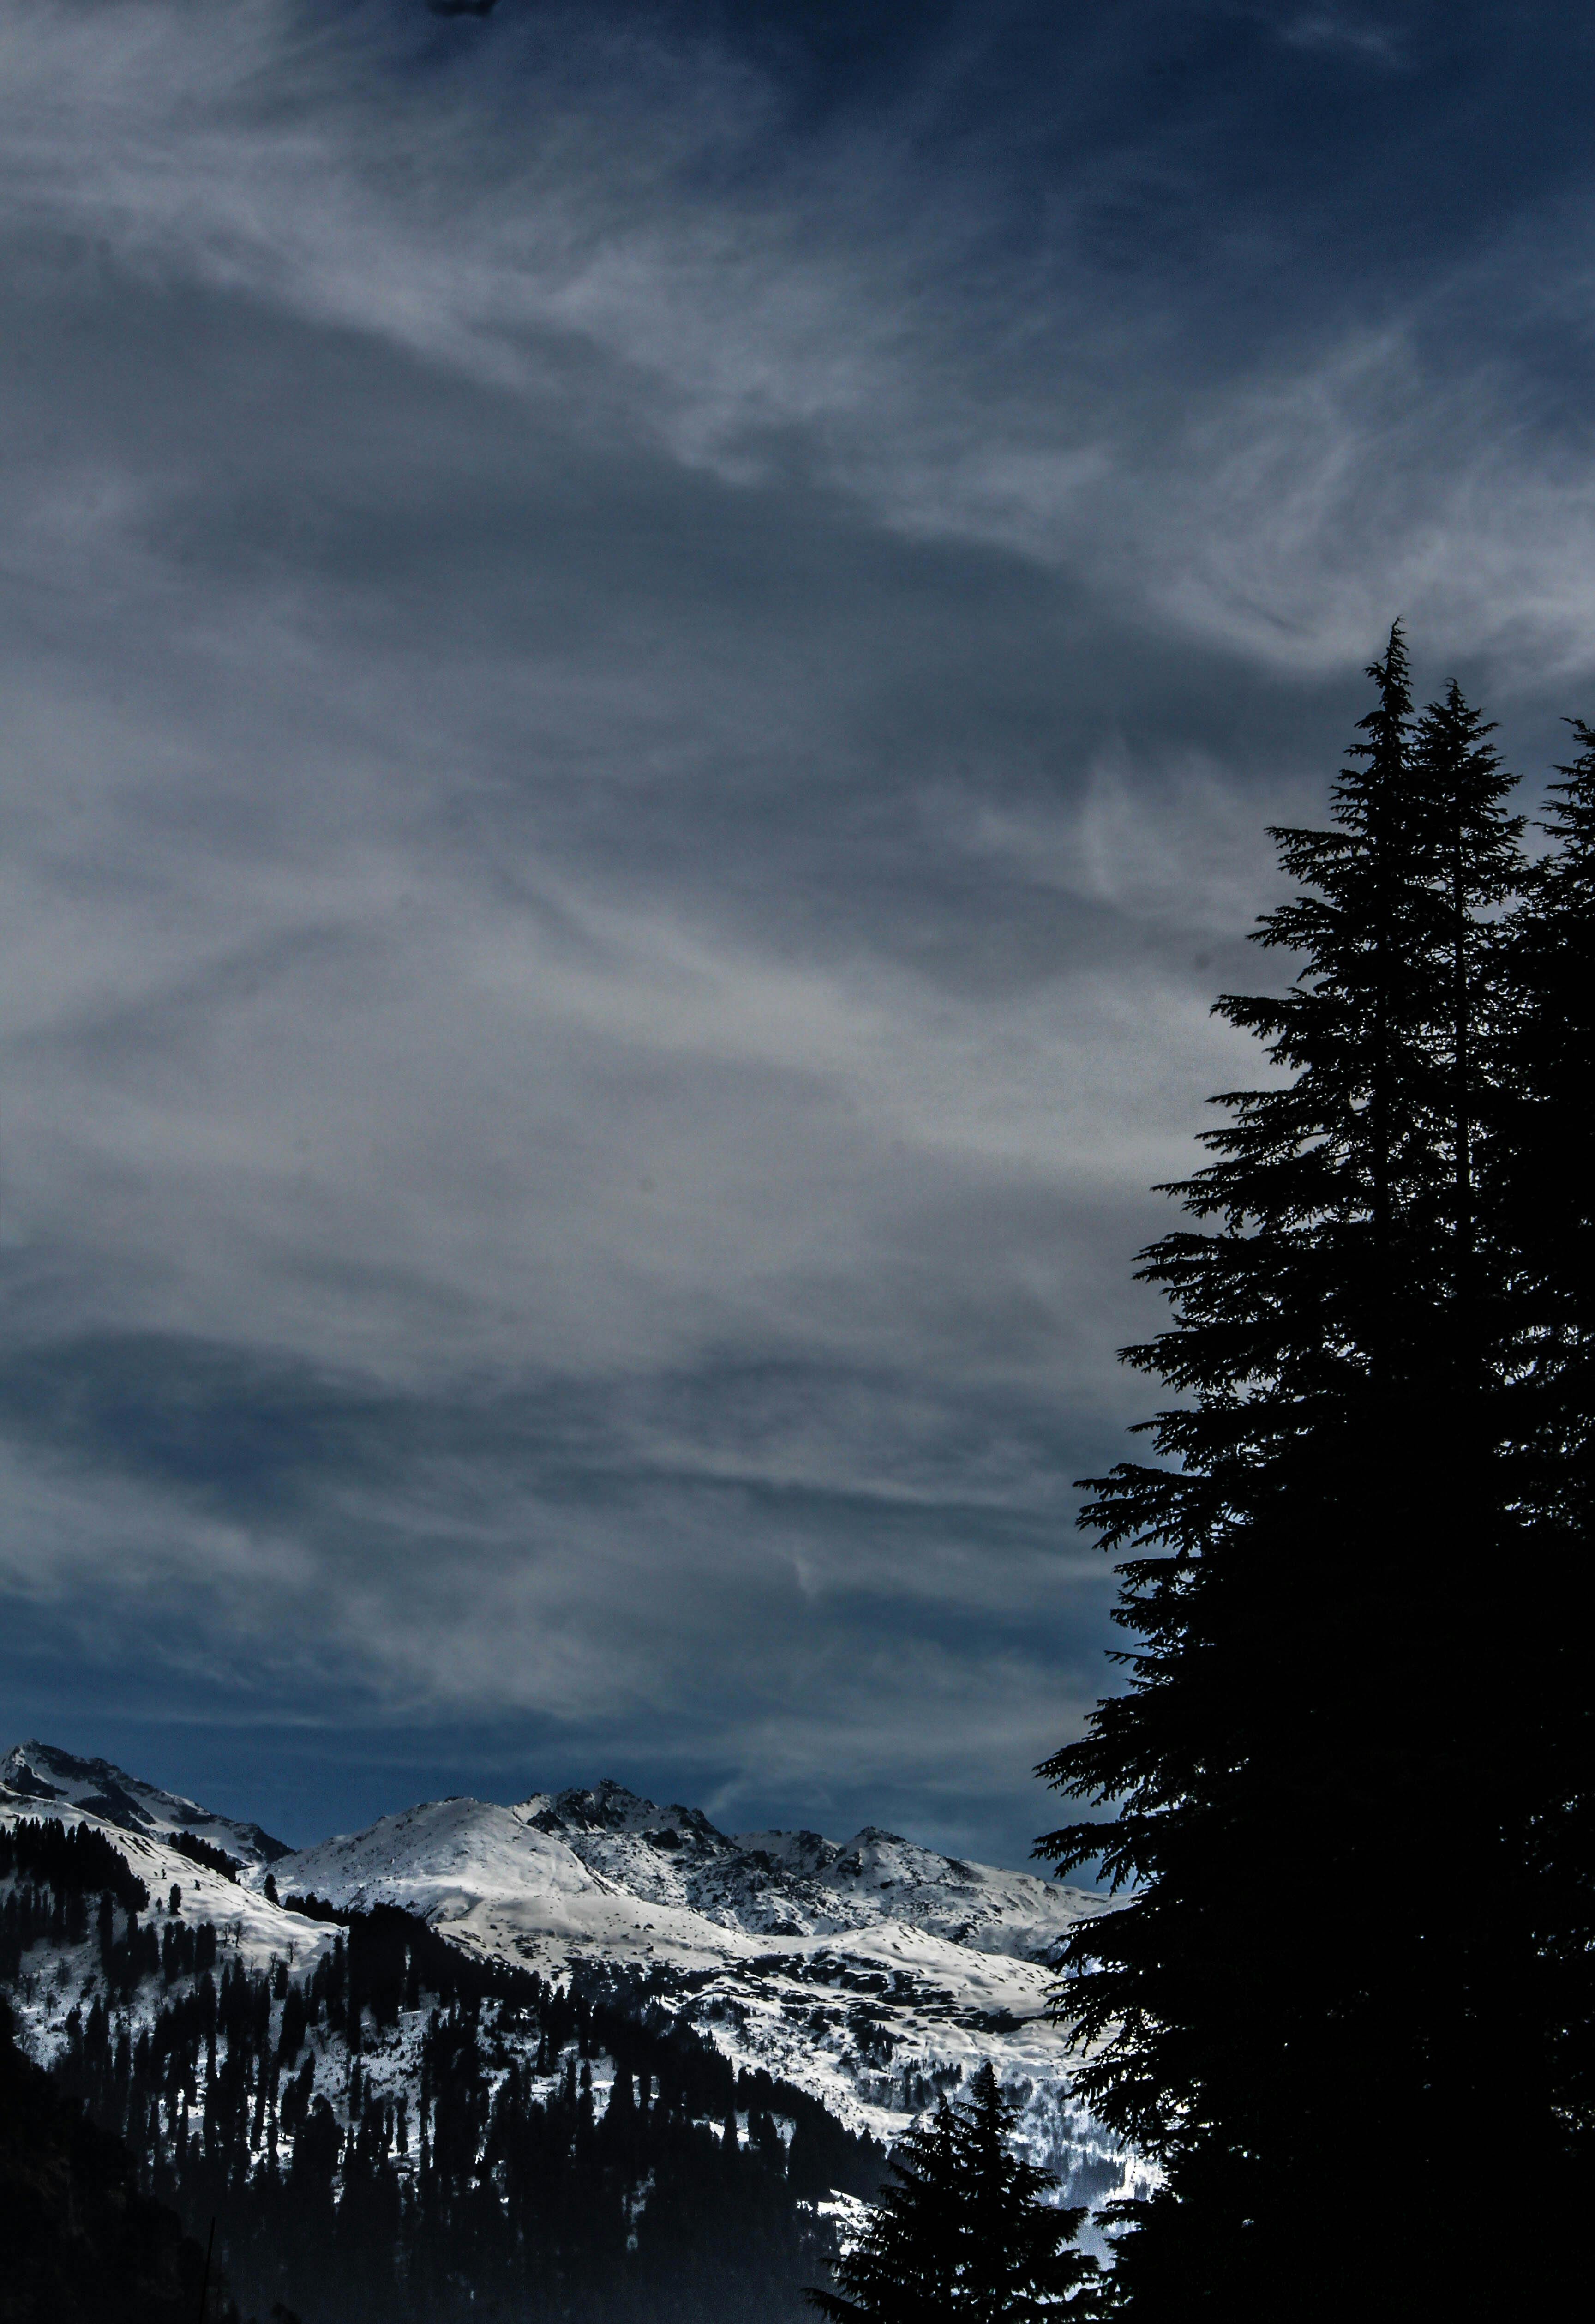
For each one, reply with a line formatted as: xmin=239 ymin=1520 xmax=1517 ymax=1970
xmin=4 ymin=0 xmax=1595 ymax=1871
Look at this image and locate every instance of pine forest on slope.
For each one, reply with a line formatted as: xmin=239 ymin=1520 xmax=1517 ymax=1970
xmin=0 ymin=1739 xmax=1142 ymax=2323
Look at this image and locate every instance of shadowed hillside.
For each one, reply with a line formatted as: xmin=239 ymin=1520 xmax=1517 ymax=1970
xmin=0 ymin=1992 xmax=240 ymax=2324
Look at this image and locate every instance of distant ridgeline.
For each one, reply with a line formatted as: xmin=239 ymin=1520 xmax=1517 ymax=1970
xmin=0 ymin=1818 xmax=881 ymax=2324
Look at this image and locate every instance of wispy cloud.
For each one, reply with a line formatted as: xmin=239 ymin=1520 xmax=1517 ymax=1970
xmin=7 ymin=1 xmax=1593 ymax=684
xmin=1 ymin=0 xmax=1590 ymax=1857
xmin=1277 ymin=11 xmax=1406 ymax=66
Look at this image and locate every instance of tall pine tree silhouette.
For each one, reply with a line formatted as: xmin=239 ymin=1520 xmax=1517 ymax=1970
xmin=1035 ymin=630 xmax=1590 ymax=2316
xmin=1492 ymin=723 xmax=1595 ymax=2183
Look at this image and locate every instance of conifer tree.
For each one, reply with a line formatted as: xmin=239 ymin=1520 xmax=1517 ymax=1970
xmin=1034 ymin=631 xmax=1591 ymax=2316
xmin=1491 ymin=724 xmax=1595 ymax=2170
xmin=806 ymin=2062 xmax=1096 ymax=2322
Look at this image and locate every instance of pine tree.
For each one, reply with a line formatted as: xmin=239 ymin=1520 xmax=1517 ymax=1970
xmin=1034 ymin=632 xmax=1590 ymax=2316
xmin=1491 ymin=725 xmax=1595 ymax=2173
xmin=806 ymin=2063 xmax=1096 ymax=2322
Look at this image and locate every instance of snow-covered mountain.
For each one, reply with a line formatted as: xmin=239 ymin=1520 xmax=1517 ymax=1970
xmin=270 ymin=1776 xmax=1137 ymax=2203
xmin=1 ymin=1746 xmax=1149 ymax=2214
xmin=1 ymin=1739 xmax=291 ymax=1867
xmin=1 ymin=1753 xmax=342 ymax=2049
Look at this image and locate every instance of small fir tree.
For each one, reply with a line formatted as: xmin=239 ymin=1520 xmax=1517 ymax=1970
xmin=806 ymin=2063 xmax=1097 ymax=2322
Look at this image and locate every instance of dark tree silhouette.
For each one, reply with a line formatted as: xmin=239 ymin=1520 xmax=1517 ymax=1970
xmin=0 ymin=1993 xmax=239 ymax=2324
xmin=5 ymin=1864 xmax=878 ymax=2324
xmin=1036 ymin=632 xmax=1592 ymax=2316
xmin=806 ymin=2062 xmax=1096 ymax=2322
xmin=1491 ymin=722 xmax=1595 ymax=2167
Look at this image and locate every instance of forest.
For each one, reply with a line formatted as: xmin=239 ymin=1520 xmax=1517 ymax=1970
xmin=0 ymin=1817 xmax=880 ymax=2324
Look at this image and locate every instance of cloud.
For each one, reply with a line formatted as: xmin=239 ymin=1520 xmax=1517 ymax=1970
xmin=7 ymin=0 xmax=1595 ymax=690
xmin=1 ymin=0 xmax=1591 ymax=1859
xmin=1276 ymin=11 xmax=1405 ymax=66
xmin=0 ymin=1322 xmax=1114 ymax=1869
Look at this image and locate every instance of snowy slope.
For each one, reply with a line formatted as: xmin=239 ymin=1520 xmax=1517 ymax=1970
xmin=0 ymin=1777 xmax=341 ymax=2059
xmin=1 ymin=1745 xmax=1150 ymax=2215
xmin=1 ymin=1739 xmax=291 ymax=1866
xmin=273 ymin=1778 xmax=1111 ymax=1972
xmin=2 ymin=1750 xmax=338 ymax=2128
xmin=1 ymin=1773 xmax=879 ymax=2294
xmin=266 ymin=1792 xmax=775 ymax=1974
xmin=270 ymin=1777 xmax=1145 ymax=2207
xmin=540 ymin=1782 xmax=1108 ymax=1962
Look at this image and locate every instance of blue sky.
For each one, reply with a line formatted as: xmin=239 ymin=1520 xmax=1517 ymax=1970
xmin=3 ymin=0 xmax=1594 ymax=1868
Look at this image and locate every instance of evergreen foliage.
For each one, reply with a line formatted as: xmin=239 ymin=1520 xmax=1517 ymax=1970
xmin=0 ymin=1815 xmax=151 ymax=1913
xmin=1036 ymin=632 xmax=1594 ymax=2317
xmin=169 ymin=1829 xmax=243 ymax=1882
xmin=806 ymin=2060 xmax=1096 ymax=2322
xmin=1492 ymin=720 xmax=1595 ymax=2162
xmin=0 ymin=1991 xmax=241 ymax=2324
xmin=1 ymin=1854 xmax=882 ymax=2324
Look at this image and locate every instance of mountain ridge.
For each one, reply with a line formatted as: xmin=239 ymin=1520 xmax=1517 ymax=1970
xmin=0 ymin=1739 xmax=291 ymax=1866
xmin=1 ymin=1740 xmax=1144 ymax=2211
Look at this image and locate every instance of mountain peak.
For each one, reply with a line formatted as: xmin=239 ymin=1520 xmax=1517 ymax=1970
xmin=0 ymin=1739 xmax=292 ymax=1866
xmin=3 ymin=1742 xmax=1132 ymax=2215
xmin=519 ymin=1778 xmax=729 ymax=1849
